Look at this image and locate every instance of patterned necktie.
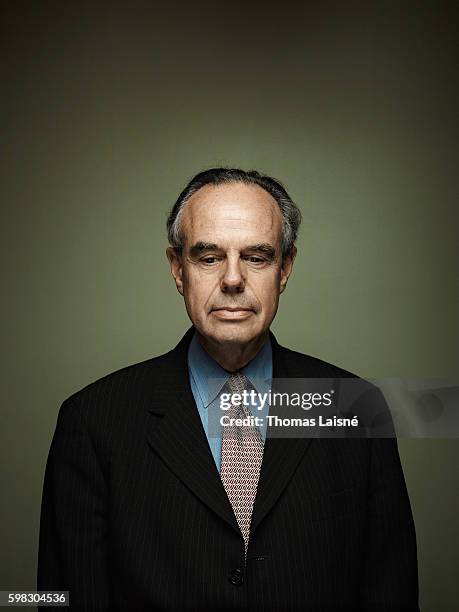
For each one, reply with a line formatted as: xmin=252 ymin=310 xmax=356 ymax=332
xmin=220 ymin=372 xmax=265 ymax=559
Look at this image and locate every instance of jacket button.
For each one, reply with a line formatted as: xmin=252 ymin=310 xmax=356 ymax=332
xmin=229 ymin=568 xmax=243 ymax=586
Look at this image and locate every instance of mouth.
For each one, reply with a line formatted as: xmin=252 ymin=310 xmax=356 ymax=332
xmin=213 ymin=307 xmax=253 ymax=312
xmin=211 ymin=307 xmax=254 ymax=320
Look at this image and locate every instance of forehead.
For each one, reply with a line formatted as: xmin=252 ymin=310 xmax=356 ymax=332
xmin=180 ymin=182 xmax=283 ymax=247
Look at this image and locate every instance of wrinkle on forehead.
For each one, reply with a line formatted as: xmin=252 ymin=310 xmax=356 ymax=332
xmin=181 ymin=183 xmax=282 ymax=245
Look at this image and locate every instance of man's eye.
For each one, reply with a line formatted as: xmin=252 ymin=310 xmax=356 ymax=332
xmin=247 ymin=256 xmax=264 ymax=263
xmin=202 ymin=257 xmax=217 ymax=264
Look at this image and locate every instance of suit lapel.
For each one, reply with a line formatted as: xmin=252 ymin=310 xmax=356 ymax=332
xmin=145 ymin=327 xmax=239 ymax=535
xmin=250 ymin=333 xmax=314 ymax=534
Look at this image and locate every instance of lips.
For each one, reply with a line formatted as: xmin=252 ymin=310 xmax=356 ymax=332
xmin=211 ymin=307 xmax=255 ymax=320
xmin=212 ymin=307 xmax=253 ymax=312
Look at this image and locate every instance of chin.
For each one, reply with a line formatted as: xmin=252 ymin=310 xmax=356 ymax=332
xmin=207 ymin=321 xmax=262 ymax=346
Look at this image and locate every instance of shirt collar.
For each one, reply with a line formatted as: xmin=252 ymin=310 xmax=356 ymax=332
xmin=188 ymin=331 xmax=272 ymax=408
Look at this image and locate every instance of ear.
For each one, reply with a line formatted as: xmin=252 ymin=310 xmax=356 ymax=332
xmin=279 ymin=246 xmax=297 ymax=294
xmin=166 ymin=246 xmax=184 ymax=295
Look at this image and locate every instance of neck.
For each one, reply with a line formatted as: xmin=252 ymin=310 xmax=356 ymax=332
xmin=196 ymin=330 xmax=269 ymax=372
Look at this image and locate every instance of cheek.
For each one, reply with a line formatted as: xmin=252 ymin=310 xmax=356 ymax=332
xmin=252 ymin=271 xmax=282 ymax=310
xmin=183 ymin=270 xmax=215 ymax=306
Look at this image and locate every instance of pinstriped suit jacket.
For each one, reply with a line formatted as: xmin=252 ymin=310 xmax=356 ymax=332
xmin=37 ymin=326 xmax=419 ymax=610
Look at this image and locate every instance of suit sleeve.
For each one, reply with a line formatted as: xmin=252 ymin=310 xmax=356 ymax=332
xmin=37 ymin=396 xmax=110 ymax=611
xmin=361 ymin=432 xmax=420 ymax=609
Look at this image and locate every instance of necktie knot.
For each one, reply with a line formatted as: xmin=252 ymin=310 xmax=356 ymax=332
xmin=227 ymin=371 xmax=249 ymax=395
xmin=226 ymin=373 xmax=252 ymax=421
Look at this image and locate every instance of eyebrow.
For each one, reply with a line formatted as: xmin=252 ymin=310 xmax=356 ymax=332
xmin=189 ymin=242 xmax=219 ymax=257
xmin=188 ymin=241 xmax=277 ymax=260
xmin=245 ymin=243 xmax=276 ymax=259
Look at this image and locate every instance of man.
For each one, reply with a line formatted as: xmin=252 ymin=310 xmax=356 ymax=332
xmin=38 ymin=168 xmax=419 ymax=610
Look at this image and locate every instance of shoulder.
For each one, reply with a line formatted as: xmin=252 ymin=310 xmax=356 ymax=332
xmin=274 ymin=342 xmax=359 ymax=379
xmin=274 ymin=343 xmax=392 ymax=424
xmin=58 ymin=347 xmax=179 ymax=424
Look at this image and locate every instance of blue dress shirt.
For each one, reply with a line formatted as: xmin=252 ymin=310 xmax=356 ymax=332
xmin=188 ymin=332 xmax=272 ymax=473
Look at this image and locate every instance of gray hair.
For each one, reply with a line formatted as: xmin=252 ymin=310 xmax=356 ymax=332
xmin=166 ymin=167 xmax=302 ymax=257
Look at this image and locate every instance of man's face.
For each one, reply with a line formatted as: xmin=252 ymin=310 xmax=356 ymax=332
xmin=167 ymin=182 xmax=296 ymax=347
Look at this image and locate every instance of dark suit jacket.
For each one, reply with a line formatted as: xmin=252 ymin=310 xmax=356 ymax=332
xmin=37 ymin=327 xmax=419 ymax=611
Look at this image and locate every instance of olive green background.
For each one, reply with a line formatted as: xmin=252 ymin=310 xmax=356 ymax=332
xmin=1 ymin=2 xmax=458 ymax=610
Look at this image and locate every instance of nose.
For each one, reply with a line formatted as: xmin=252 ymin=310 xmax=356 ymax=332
xmin=220 ymin=256 xmax=245 ymax=293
